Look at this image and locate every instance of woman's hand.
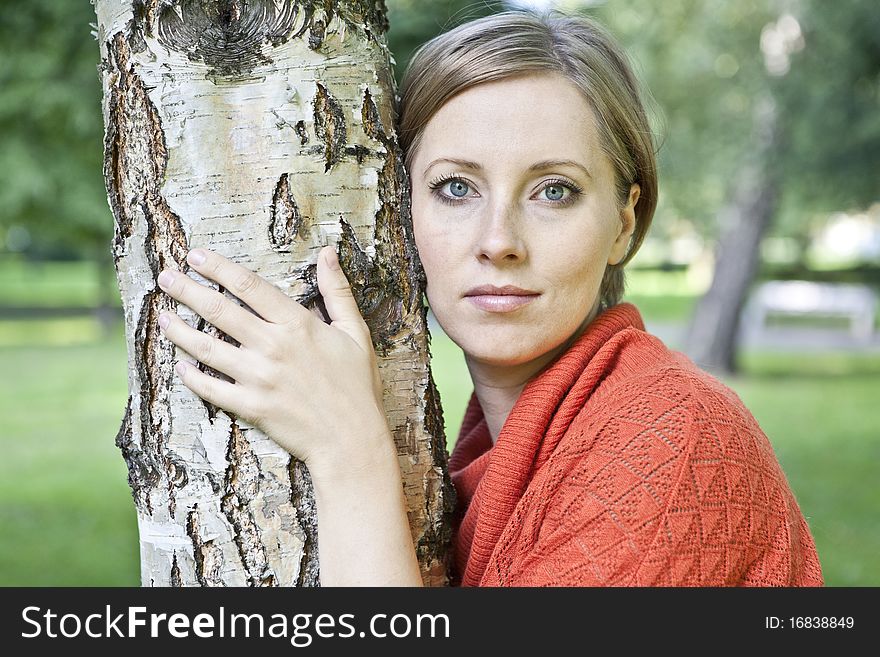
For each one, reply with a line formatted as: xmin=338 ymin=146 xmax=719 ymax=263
xmin=157 ymin=246 xmax=423 ymax=585
xmin=155 ymin=245 xmax=392 ymax=479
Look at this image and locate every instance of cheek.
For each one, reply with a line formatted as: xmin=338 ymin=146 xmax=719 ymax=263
xmin=411 ymin=201 xmax=446 ymax=299
xmin=412 ymin=219 xmax=437 ymax=277
xmin=546 ymin=238 xmax=612 ymax=302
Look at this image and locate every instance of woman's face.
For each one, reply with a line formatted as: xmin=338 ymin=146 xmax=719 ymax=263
xmin=409 ymin=72 xmax=638 ymax=376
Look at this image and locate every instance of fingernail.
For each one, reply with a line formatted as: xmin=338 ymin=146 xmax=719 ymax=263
xmin=325 ymin=247 xmax=340 ymax=271
xmin=157 ymin=270 xmax=175 ymax=289
xmin=187 ymin=249 xmax=206 ymax=266
xmin=158 ymin=313 xmax=170 ymax=330
xmin=175 ymin=361 xmax=187 ymax=377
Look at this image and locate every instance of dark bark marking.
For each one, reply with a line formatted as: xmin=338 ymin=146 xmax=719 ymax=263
xmin=294 ymin=120 xmax=309 ymax=145
xmin=170 ymin=553 xmax=182 ymax=587
xmin=416 ymin=374 xmax=457 ymax=581
xmin=344 ymin=144 xmax=372 ymax=164
xmin=338 ymin=219 xmax=401 ymax=356
xmin=167 ymin=454 xmax=190 ymax=490
xmin=130 ymin=1 xmax=388 ymax=77
xmin=335 ymin=0 xmax=390 ymax=41
xmin=313 ymin=83 xmax=347 ymax=173
xmin=186 ymin=506 xmax=225 ymax=586
xmin=294 ymin=262 xmax=330 ymax=324
xmin=220 ymin=421 xmax=277 ymax=587
xmin=115 ymin=395 xmax=161 ymax=515
xmin=308 ymin=18 xmax=326 ymax=50
xmin=361 ymin=86 xmax=425 ymax=321
xmin=104 ymin=86 xmax=131 ymax=263
xmin=152 ymin=0 xmax=300 ymax=78
xmin=294 ymin=0 xmax=388 ymax=53
xmin=105 ymin=32 xmax=190 ymax=518
xmin=289 ymin=460 xmax=320 ymax=587
xmin=269 ymin=173 xmax=304 ymax=251
xmin=135 ymin=288 xmax=176 ymax=514
xmin=361 ymin=87 xmax=387 ymax=142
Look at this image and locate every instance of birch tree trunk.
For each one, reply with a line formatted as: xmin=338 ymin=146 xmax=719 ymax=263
xmin=94 ymin=0 xmax=452 ymax=586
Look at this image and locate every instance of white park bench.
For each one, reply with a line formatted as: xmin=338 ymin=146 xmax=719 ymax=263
xmin=743 ymin=280 xmax=877 ymax=342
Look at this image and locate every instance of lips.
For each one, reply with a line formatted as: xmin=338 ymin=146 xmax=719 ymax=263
xmin=464 ymin=284 xmax=540 ymax=313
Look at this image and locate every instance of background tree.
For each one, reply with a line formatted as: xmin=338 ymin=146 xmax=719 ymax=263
xmin=94 ymin=0 xmax=454 ymax=586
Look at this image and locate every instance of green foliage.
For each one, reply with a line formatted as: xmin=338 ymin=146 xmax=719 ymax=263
xmin=0 ymin=0 xmax=107 ymax=259
xmin=590 ymin=0 xmax=880 ymax=243
xmin=778 ymin=0 xmax=880 ymax=216
xmin=386 ymin=0 xmax=505 ymax=81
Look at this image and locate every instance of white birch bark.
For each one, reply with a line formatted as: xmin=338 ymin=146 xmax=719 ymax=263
xmin=94 ymin=0 xmax=452 ymax=586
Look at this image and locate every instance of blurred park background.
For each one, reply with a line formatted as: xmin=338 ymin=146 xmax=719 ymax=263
xmin=1 ymin=0 xmax=878 ymax=586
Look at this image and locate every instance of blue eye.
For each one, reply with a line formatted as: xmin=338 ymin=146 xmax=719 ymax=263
xmin=543 ymin=184 xmax=566 ymax=201
xmin=447 ymin=180 xmax=470 ymax=197
xmin=537 ymin=178 xmax=583 ymax=207
xmin=428 ymin=174 xmax=474 ymax=205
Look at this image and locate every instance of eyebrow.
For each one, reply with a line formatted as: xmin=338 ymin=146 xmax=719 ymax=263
xmin=422 ymin=157 xmax=592 ymax=179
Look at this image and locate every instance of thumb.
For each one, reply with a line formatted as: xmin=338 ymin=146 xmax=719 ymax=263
xmin=317 ymin=245 xmax=370 ymax=347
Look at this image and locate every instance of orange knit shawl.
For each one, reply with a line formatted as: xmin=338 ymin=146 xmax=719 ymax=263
xmin=448 ymin=303 xmax=823 ymax=586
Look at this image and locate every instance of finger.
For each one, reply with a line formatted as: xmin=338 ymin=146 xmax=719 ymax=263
xmin=173 ymin=359 xmax=246 ymax=418
xmin=185 ymin=248 xmax=308 ymax=326
xmin=317 ymin=245 xmax=371 ymax=350
xmin=159 ymin=311 xmax=248 ymax=382
xmin=157 ymin=267 xmax=267 ymax=348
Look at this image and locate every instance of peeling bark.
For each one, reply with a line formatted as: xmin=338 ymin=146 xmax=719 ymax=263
xmin=269 ymin=173 xmax=305 ymax=250
xmin=96 ymin=0 xmax=453 ymax=586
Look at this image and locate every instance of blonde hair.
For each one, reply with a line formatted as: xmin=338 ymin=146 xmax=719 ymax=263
xmin=397 ymin=9 xmax=658 ymax=307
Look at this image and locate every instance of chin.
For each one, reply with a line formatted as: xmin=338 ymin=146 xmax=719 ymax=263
xmin=458 ymin=334 xmax=554 ymax=368
xmin=435 ymin=313 xmax=570 ymax=367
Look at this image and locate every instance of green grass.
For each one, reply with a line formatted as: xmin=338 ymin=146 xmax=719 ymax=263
xmin=624 ymin=268 xmax=701 ymax=322
xmin=0 ymin=256 xmax=118 ymax=308
xmin=0 ymin=317 xmax=108 ymax=347
xmin=428 ymin=326 xmax=471 ymax=447
xmin=0 ymin=323 xmax=139 ymax=586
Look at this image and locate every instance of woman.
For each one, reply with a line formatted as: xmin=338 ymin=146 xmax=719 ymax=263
xmin=155 ymin=10 xmax=823 ymax=586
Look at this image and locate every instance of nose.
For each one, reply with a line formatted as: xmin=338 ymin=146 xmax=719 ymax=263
xmin=475 ymin=200 xmax=526 ymax=264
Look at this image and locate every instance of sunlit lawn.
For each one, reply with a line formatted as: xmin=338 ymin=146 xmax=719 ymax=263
xmin=0 ymin=256 xmax=117 ymax=308
xmin=0 ymin=322 xmax=138 ymax=586
xmin=0 ymin=267 xmax=877 ymax=586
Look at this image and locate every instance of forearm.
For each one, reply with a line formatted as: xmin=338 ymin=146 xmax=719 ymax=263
xmin=309 ymin=434 xmax=424 ymax=587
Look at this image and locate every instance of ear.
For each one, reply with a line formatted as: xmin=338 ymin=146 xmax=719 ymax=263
xmin=608 ymin=183 xmax=640 ymax=266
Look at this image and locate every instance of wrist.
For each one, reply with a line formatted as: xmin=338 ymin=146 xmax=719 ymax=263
xmin=306 ymin=418 xmax=399 ymax=491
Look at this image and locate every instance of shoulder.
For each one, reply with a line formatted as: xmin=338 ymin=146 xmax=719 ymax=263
xmin=569 ymin=324 xmax=762 ymax=456
xmin=556 ymin=329 xmax=775 ymax=502
xmin=520 ymin=332 xmax=809 ymax=584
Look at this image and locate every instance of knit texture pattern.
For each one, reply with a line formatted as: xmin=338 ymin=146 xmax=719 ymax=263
xmin=448 ymin=303 xmax=823 ymax=587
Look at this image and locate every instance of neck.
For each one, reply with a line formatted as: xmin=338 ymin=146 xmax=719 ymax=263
xmin=465 ymin=358 xmax=542 ymax=445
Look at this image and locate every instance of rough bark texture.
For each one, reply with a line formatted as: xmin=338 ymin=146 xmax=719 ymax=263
xmin=95 ymin=0 xmax=453 ymax=586
xmin=685 ymin=96 xmax=782 ymax=374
